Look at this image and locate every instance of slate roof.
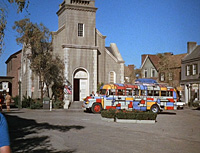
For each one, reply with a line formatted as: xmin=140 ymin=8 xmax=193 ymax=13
xmin=141 ymin=54 xmax=160 ymax=70
xmin=106 ymin=47 xmax=114 ymax=56
xmin=182 ymin=45 xmax=200 ymax=62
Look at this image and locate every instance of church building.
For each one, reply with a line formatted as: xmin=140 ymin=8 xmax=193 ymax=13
xmin=20 ymin=0 xmax=124 ymax=109
xmin=53 ymin=0 xmax=124 ymax=108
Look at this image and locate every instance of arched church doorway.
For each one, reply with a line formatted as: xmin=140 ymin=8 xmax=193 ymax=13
xmin=73 ymin=68 xmax=89 ymax=101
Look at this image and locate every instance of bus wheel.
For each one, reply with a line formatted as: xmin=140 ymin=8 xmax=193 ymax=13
xmin=91 ymin=103 xmax=102 ymax=114
xmin=150 ymin=105 xmax=159 ymax=113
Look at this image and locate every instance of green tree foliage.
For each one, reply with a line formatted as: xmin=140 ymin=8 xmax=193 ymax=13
xmin=13 ymin=18 xmax=65 ymax=101
xmin=0 ymin=0 xmax=29 ymax=55
xmin=7 ymin=0 xmax=29 ymax=13
xmin=124 ymin=65 xmax=141 ymax=84
xmin=0 ymin=8 xmax=6 ymax=55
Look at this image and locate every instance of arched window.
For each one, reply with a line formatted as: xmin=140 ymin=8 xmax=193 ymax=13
xmin=109 ymin=71 xmax=116 ymax=83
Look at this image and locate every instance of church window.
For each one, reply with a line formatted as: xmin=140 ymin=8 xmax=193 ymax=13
xmin=109 ymin=71 xmax=116 ymax=83
xmin=78 ymin=23 xmax=84 ymax=37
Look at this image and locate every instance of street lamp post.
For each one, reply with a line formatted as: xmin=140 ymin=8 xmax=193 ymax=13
xmin=18 ymin=81 xmax=22 ymax=109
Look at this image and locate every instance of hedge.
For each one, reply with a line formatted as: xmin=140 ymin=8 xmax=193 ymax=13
xmin=101 ymin=109 xmax=157 ymax=120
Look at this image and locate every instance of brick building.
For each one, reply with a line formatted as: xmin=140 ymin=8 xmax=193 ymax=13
xmin=5 ymin=50 xmax=22 ymax=97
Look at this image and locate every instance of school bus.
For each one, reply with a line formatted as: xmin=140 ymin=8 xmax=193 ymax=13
xmin=82 ymin=83 xmax=178 ymax=113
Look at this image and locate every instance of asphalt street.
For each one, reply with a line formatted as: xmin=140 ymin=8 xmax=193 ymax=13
xmin=2 ymin=107 xmax=200 ymax=153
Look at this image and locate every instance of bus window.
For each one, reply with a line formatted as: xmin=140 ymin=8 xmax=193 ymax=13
xmin=126 ymin=89 xmax=132 ymax=96
xmin=167 ymin=91 xmax=173 ymax=96
xmin=147 ymin=90 xmax=153 ymax=96
xmin=133 ymin=89 xmax=139 ymax=96
xmin=109 ymin=89 xmax=116 ymax=95
xmin=161 ymin=91 xmax=167 ymax=96
xmin=153 ymin=90 xmax=159 ymax=96
xmin=141 ymin=90 xmax=146 ymax=96
xmin=117 ymin=89 xmax=125 ymax=96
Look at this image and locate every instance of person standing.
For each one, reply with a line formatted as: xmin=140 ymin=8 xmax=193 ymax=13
xmin=95 ymin=91 xmax=99 ymax=96
xmin=5 ymin=93 xmax=11 ymax=112
xmin=0 ymin=113 xmax=11 ymax=153
xmin=0 ymin=94 xmax=3 ymax=112
xmin=90 ymin=91 xmax=95 ymax=97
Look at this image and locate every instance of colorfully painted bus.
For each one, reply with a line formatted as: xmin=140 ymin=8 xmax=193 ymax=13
xmin=82 ymin=83 xmax=178 ymax=113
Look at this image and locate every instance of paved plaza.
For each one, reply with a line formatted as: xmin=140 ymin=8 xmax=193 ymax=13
xmin=2 ymin=106 xmax=200 ymax=153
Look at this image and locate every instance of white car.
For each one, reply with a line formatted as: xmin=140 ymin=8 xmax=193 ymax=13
xmin=176 ymin=101 xmax=186 ymax=109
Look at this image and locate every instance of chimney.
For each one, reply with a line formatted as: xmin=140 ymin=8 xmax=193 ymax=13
xmin=187 ymin=42 xmax=197 ymax=54
xmin=164 ymin=52 xmax=173 ymax=56
xmin=128 ymin=65 xmax=135 ymax=71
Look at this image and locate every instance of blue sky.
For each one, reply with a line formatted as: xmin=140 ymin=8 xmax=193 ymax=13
xmin=0 ymin=0 xmax=200 ymax=76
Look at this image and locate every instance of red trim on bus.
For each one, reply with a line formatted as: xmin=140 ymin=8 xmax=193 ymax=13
xmin=147 ymin=98 xmax=154 ymax=101
xmin=106 ymin=106 xmax=116 ymax=109
xmin=166 ymin=106 xmax=174 ymax=110
xmin=128 ymin=102 xmax=133 ymax=108
xmin=116 ymin=103 xmax=121 ymax=107
xmin=96 ymin=99 xmax=101 ymax=103
xmin=140 ymin=100 xmax=145 ymax=104
xmin=167 ymin=98 xmax=175 ymax=102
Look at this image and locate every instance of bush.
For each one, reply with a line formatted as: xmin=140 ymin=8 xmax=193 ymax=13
xmin=53 ymin=100 xmax=64 ymax=109
xmin=22 ymin=96 xmax=32 ymax=108
xmin=30 ymin=99 xmax=43 ymax=109
xmin=101 ymin=109 xmax=117 ymax=118
xmin=21 ymin=97 xmax=43 ymax=109
xmin=101 ymin=109 xmax=157 ymax=120
xmin=12 ymin=95 xmax=19 ymax=108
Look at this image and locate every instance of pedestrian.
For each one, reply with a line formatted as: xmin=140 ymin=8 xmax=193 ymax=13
xmin=0 ymin=99 xmax=2 ymax=112
xmin=95 ymin=91 xmax=99 ymax=96
xmin=0 ymin=113 xmax=11 ymax=153
xmin=90 ymin=91 xmax=95 ymax=97
xmin=0 ymin=94 xmax=3 ymax=112
xmin=5 ymin=93 xmax=11 ymax=112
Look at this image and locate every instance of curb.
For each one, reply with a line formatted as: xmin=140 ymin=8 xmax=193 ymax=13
xmin=101 ymin=117 xmax=156 ymax=124
xmin=116 ymin=118 xmax=156 ymax=124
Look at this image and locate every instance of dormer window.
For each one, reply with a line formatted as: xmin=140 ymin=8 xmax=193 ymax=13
xmin=78 ymin=23 xmax=84 ymax=37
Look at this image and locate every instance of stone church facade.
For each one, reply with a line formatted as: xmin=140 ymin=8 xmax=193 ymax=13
xmin=19 ymin=0 xmax=124 ymax=108
xmin=53 ymin=0 xmax=124 ymax=108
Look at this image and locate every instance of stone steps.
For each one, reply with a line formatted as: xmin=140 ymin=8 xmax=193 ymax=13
xmin=68 ymin=101 xmax=83 ymax=111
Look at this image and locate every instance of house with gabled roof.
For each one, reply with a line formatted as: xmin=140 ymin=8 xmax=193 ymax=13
xmin=180 ymin=42 xmax=200 ymax=104
xmin=140 ymin=54 xmax=159 ymax=80
xmin=141 ymin=52 xmax=187 ymax=87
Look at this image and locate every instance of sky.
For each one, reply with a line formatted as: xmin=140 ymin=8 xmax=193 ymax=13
xmin=0 ymin=0 xmax=200 ymax=76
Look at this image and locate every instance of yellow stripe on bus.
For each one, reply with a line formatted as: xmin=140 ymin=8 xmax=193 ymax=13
xmin=126 ymin=97 xmax=133 ymax=101
xmin=146 ymin=102 xmax=156 ymax=110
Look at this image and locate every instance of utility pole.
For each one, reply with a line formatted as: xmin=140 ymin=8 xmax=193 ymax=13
xmin=18 ymin=81 xmax=22 ymax=109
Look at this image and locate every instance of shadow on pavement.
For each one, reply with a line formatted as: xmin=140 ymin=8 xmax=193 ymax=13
xmin=193 ymin=107 xmax=200 ymax=111
xmin=4 ymin=114 xmax=84 ymax=153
